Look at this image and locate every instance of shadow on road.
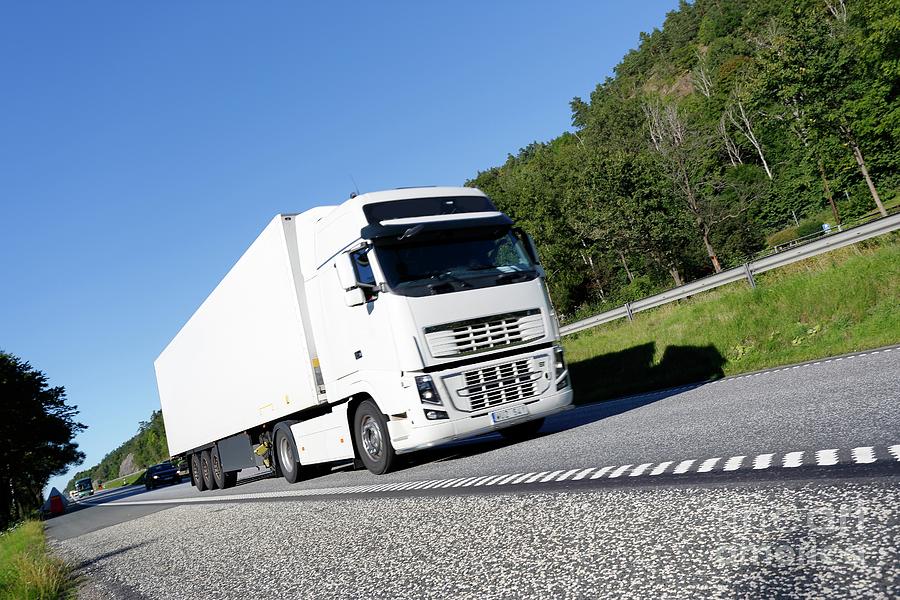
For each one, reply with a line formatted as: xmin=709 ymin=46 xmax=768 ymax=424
xmin=569 ymin=342 xmax=725 ymax=405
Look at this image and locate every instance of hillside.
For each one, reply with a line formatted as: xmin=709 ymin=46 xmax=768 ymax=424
xmin=65 ymin=410 xmax=169 ymax=491
xmin=468 ymin=0 xmax=899 ymax=319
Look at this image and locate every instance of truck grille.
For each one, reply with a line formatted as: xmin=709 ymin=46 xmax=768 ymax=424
xmin=424 ymin=309 xmax=544 ymax=358
xmin=455 ymin=359 xmax=541 ymax=412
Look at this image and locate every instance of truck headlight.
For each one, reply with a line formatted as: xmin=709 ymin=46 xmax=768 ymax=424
xmin=415 ymin=375 xmax=442 ymax=405
xmin=554 ymin=346 xmax=570 ymax=390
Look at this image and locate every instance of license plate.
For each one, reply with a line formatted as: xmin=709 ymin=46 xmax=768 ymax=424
xmin=490 ymin=404 xmax=530 ymax=424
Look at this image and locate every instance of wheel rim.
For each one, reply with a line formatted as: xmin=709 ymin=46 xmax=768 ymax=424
xmin=212 ymin=453 xmax=222 ymax=480
xmin=360 ymin=415 xmax=383 ymax=461
xmin=278 ymin=435 xmax=294 ymax=473
xmin=201 ymin=456 xmax=210 ymax=481
xmin=192 ymin=456 xmax=201 ymax=484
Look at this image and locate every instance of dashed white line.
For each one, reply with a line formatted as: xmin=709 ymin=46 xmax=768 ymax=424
xmin=673 ymin=460 xmax=696 ymax=474
xmin=650 ymin=461 xmax=673 ymax=475
xmin=608 ymin=465 xmax=634 ymax=478
xmin=629 ymin=463 xmax=653 ymax=477
xmin=852 ymin=446 xmax=876 ymax=464
xmin=540 ymin=470 xmax=566 ymax=483
xmin=815 ymin=449 xmax=839 ymax=466
xmin=783 ymin=451 xmax=804 ymax=468
xmin=723 ymin=456 xmax=745 ymax=471
xmin=554 ymin=469 xmax=582 ymax=482
xmin=589 ymin=466 xmax=614 ymax=480
xmin=697 ymin=458 xmax=721 ymax=473
xmin=572 ymin=468 xmax=596 ymax=481
xmin=524 ymin=471 xmax=551 ymax=484
xmin=889 ymin=445 xmax=900 ymax=461
xmin=753 ymin=454 xmax=774 ymax=469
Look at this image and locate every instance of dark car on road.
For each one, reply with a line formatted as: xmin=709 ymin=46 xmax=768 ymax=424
xmin=145 ymin=462 xmax=181 ymax=490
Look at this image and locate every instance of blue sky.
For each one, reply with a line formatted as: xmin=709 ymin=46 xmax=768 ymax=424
xmin=0 ymin=2 xmax=676 ymax=493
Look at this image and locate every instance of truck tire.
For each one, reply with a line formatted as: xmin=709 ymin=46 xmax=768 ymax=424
xmin=200 ymin=449 xmax=217 ymax=490
xmin=223 ymin=471 xmax=238 ymax=489
xmin=274 ymin=425 xmax=302 ymax=484
xmin=498 ymin=417 xmax=545 ymax=441
xmin=191 ymin=453 xmax=207 ymax=492
xmin=353 ymin=400 xmax=396 ymax=475
xmin=210 ymin=445 xmax=226 ymax=489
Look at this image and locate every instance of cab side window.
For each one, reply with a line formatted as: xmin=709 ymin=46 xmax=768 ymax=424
xmin=351 ymin=247 xmax=376 ymax=300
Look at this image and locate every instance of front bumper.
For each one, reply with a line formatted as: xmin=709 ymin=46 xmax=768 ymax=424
xmin=389 ymin=385 xmax=573 ymax=454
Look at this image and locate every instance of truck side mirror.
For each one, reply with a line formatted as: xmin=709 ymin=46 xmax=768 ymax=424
xmin=515 ymin=228 xmax=542 ymax=265
xmin=334 ymin=253 xmax=358 ymax=291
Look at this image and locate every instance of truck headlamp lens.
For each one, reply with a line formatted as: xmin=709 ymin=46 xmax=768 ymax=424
xmin=554 ymin=346 xmax=570 ymax=390
xmin=415 ymin=375 xmax=442 ymax=405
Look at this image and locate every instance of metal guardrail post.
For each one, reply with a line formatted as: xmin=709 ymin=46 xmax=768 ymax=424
xmin=624 ymin=302 xmax=634 ymax=322
xmin=743 ymin=263 xmax=756 ymax=289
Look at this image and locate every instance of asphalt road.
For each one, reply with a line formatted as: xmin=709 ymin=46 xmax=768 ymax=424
xmin=48 ymin=346 xmax=900 ymax=598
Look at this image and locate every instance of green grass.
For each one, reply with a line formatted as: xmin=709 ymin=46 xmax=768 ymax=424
xmin=99 ymin=470 xmax=146 ymax=490
xmin=564 ymin=236 xmax=900 ymax=404
xmin=0 ymin=521 xmax=73 ymax=600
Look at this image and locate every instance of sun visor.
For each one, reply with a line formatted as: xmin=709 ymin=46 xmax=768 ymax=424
xmin=361 ymin=212 xmax=513 ymax=241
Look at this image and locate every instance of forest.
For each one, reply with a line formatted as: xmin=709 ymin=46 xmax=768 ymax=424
xmin=65 ymin=410 xmax=169 ymax=491
xmin=468 ymin=0 xmax=898 ymax=318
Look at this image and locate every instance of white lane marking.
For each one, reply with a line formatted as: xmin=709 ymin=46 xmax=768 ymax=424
xmin=852 ymin=446 xmax=876 ymax=464
xmin=540 ymin=470 xmax=565 ymax=483
xmin=589 ymin=466 xmax=615 ymax=479
xmin=554 ymin=469 xmax=582 ymax=482
xmin=478 ymin=475 xmax=508 ymax=487
xmin=607 ymin=465 xmax=633 ymax=478
xmin=452 ymin=477 xmax=481 ymax=488
xmin=697 ymin=458 xmax=721 ymax=472
xmin=524 ymin=471 xmax=551 ymax=484
xmin=723 ymin=456 xmax=745 ymax=471
xmin=672 ymin=460 xmax=695 ymax=474
xmin=889 ymin=445 xmax=900 ymax=462
xmin=629 ymin=463 xmax=653 ymax=477
xmin=753 ymin=454 xmax=774 ymax=469
xmin=436 ymin=479 xmax=463 ymax=489
xmin=510 ymin=473 xmax=536 ymax=484
xmin=496 ymin=473 xmax=523 ymax=485
xmin=815 ymin=449 xmax=839 ymax=466
xmin=462 ymin=476 xmax=492 ymax=487
xmin=420 ymin=480 xmax=449 ymax=489
xmin=572 ymin=468 xmax=596 ymax=481
xmin=650 ymin=461 xmax=673 ymax=475
xmin=783 ymin=451 xmax=804 ymax=468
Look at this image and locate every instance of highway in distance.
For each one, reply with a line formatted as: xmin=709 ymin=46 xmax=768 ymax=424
xmin=49 ymin=347 xmax=900 ymax=599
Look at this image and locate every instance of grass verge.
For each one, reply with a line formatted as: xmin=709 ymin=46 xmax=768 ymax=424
xmin=0 ymin=521 xmax=72 ymax=600
xmin=564 ymin=235 xmax=899 ymax=404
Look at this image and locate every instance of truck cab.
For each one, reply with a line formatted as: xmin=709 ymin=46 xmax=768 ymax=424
xmin=301 ymin=187 xmax=573 ymax=473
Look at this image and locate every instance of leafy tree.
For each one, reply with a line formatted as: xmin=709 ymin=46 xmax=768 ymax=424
xmin=0 ymin=351 xmax=85 ymax=527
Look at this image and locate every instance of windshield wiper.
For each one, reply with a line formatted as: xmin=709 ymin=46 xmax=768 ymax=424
xmin=426 ymin=271 xmax=471 ymax=291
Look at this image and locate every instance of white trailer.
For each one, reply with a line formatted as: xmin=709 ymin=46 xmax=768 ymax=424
xmin=155 ymin=187 xmax=573 ymax=490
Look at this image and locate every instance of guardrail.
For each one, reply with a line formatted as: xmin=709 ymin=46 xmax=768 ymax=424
xmin=560 ymin=211 xmax=900 ymax=337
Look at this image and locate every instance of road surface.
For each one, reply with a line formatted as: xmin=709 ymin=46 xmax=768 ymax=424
xmin=48 ymin=346 xmax=900 ymax=599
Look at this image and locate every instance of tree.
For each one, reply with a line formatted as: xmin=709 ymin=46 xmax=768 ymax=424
xmin=0 ymin=352 xmax=85 ymax=527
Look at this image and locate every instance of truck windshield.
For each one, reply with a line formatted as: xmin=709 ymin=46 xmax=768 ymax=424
xmin=75 ymin=479 xmax=91 ymax=491
xmin=375 ymin=226 xmax=538 ymax=296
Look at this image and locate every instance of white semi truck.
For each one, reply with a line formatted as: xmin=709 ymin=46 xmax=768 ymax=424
xmin=155 ymin=187 xmax=573 ymax=491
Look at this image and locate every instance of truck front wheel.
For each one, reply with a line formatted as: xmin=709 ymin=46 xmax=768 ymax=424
xmin=191 ymin=453 xmax=207 ymax=492
xmin=353 ymin=400 xmax=396 ymax=475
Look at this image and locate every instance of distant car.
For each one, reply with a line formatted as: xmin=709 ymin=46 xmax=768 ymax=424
xmin=145 ymin=462 xmax=181 ymax=490
xmin=175 ymin=461 xmax=190 ymax=478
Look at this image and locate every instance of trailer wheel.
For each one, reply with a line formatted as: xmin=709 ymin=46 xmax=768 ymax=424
xmin=210 ymin=445 xmax=226 ymax=489
xmin=353 ymin=400 xmax=396 ymax=475
xmin=274 ymin=426 xmax=302 ymax=484
xmin=200 ymin=449 xmax=217 ymax=490
xmin=191 ymin=453 xmax=206 ymax=492
xmin=498 ymin=417 xmax=545 ymax=441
